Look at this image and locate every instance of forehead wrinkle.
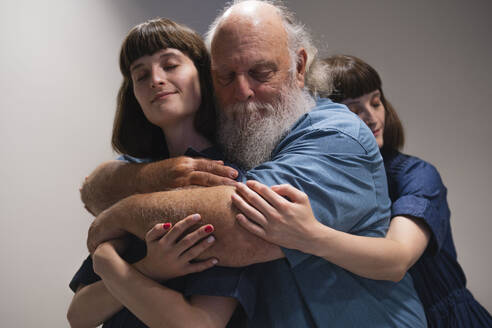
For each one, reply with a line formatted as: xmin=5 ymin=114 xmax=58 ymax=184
xmin=211 ymin=17 xmax=288 ymax=71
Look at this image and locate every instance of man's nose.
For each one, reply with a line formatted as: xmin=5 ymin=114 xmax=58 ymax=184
xmin=233 ymin=75 xmax=254 ymax=102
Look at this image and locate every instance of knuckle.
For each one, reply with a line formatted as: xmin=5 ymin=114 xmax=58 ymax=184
xmin=180 ymin=235 xmax=194 ymax=247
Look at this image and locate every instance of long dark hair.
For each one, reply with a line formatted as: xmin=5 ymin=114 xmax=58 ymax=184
xmin=317 ymin=55 xmax=404 ymax=151
xmin=112 ymin=18 xmax=216 ymax=158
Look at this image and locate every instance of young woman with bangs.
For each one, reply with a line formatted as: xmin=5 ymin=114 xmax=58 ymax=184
xmin=231 ymin=55 xmax=492 ymax=327
xmin=67 ymin=18 xmax=245 ymax=328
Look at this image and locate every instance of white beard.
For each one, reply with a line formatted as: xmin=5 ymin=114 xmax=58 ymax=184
xmin=217 ymin=84 xmax=315 ymax=170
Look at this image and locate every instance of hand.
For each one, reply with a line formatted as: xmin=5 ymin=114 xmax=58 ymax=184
xmin=136 ymin=214 xmax=218 ymax=281
xmin=231 ymin=181 xmax=323 ymax=252
xmin=146 ymin=156 xmax=238 ymax=190
xmin=87 ymin=207 xmax=127 ymax=254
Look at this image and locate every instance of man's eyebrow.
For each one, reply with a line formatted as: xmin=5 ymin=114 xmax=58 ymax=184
xmin=251 ymin=61 xmax=277 ymax=70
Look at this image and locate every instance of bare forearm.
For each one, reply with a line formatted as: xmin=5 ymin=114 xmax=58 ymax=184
xmin=308 ymin=216 xmax=429 ymax=282
xmin=95 ymin=246 xmax=236 ymax=328
xmin=93 ymin=186 xmax=283 ymax=266
xmin=67 ymin=281 xmax=123 ymax=328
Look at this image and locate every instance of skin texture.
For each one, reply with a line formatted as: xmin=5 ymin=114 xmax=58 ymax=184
xmin=87 ymin=185 xmax=284 ymax=266
xmin=211 ymin=3 xmax=306 ymax=112
xmin=80 ymin=157 xmax=238 ymax=216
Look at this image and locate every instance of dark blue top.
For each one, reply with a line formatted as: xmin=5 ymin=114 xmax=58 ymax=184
xmin=382 ymin=149 xmax=492 ymax=327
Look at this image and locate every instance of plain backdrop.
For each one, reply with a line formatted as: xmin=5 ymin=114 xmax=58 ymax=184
xmin=0 ymin=0 xmax=490 ymax=326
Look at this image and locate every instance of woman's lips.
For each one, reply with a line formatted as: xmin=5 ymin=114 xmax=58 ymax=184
xmin=151 ymin=91 xmax=176 ymax=103
xmin=372 ymin=128 xmax=381 ymax=136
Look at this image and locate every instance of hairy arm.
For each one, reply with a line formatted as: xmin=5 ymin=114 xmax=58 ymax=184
xmin=87 ymin=185 xmax=283 ymax=267
xmin=81 ymin=158 xmax=237 ymax=216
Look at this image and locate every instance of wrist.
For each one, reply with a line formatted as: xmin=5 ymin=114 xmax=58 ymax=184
xmin=135 ymin=162 xmax=161 ymax=193
xmin=92 ymin=243 xmax=118 ymax=277
xmin=133 ymin=258 xmax=165 ymax=282
xmin=303 ymin=223 xmax=334 ymax=257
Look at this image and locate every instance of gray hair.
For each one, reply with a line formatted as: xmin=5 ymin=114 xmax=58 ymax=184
xmin=204 ymin=0 xmax=318 ymax=76
xmin=304 ymin=58 xmax=334 ymax=97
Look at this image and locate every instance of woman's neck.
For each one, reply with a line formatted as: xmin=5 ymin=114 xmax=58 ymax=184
xmin=162 ymin=118 xmax=213 ymax=157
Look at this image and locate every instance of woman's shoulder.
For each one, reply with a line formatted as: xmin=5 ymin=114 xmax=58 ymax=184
xmin=383 ymin=149 xmax=445 ymax=194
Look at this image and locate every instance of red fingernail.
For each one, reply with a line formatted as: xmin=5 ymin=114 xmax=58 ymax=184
xmin=204 ymin=225 xmax=213 ymax=233
xmin=163 ymin=223 xmax=171 ymax=230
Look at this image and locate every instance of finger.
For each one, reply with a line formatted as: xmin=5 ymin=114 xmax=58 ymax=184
xmin=231 ymin=193 xmax=268 ymax=227
xmin=236 ymin=213 xmax=267 ymax=239
xmin=185 ymin=257 xmax=219 ymax=275
xmin=175 ymin=224 xmax=215 ymax=255
xmin=270 ymin=184 xmax=309 ymax=204
xmin=162 ymin=214 xmax=202 ymax=245
xmin=194 ymin=158 xmax=238 ymax=179
xmin=181 ymin=234 xmax=216 ymax=262
xmin=145 ymin=222 xmax=172 ymax=242
xmin=245 ymin=180 xmax=289 ymax=209
xmin=189 ymin=171 xmax=237 ymax=187
xmin=235 ymin=182 xmax=276 ymax=218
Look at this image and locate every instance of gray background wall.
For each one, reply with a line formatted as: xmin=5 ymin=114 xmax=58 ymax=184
xmin=0 ymin=0 xmax=490 ymax=326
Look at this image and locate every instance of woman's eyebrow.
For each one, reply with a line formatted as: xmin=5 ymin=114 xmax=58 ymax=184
xmin=344 ymin=100 xmax=360 ymax=105
xmin=130 ymin=53 xmax=181 ymax=72
xmin=130 ymin=63 xmax=144 ymax=73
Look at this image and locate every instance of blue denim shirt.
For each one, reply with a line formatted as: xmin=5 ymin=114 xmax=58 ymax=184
xmin=238 ymin=98 xmax=426 ymax=327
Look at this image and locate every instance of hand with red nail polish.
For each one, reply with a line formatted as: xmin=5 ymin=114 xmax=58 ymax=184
xmin=136 ymin=214 xmax=218 ymax=281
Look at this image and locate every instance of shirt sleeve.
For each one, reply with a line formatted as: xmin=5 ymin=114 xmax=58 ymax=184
xmin=183 ymin=265 xmax=259 ymax=320
xmin=390 ymin=158 xmax=450 ymax=256
xmin=244 ymin=125 xmax=391 ymax=268
xmin=69 ymin=255 xmax=101 ymax=292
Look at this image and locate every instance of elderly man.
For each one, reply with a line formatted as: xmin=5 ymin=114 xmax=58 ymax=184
xmin=81 ymin=1 xmax=426 ymax=327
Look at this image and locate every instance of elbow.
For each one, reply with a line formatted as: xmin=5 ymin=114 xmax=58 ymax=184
xmin=388 ymin=271 xmax=406 ymax=283
xmin=66 ymin=305 xmax=86 ymax=328
xmin=386 ymin=263 xmax=411 ymax=282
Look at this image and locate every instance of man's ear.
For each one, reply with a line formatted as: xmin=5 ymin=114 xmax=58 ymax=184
xmin=295 ymin=48 xmax=308 ymax=88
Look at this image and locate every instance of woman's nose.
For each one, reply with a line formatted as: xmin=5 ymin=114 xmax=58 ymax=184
xmin=361 ymin=106 xmax=376 ymax=126
xmin=151 ymin=69 xmax=166 ymax=88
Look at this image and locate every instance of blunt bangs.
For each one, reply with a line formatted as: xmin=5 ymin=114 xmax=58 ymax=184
xmin=325 ymin=55 xmax=382 ymax=103
xmin=119 ymin=18 xmax=204 ymax=78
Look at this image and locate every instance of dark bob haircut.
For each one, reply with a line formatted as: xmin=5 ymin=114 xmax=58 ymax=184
xmin=319 ymin=55 xmax=404 ymax=151
xmin=112 ymin=18 xmax=216 ymax=158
